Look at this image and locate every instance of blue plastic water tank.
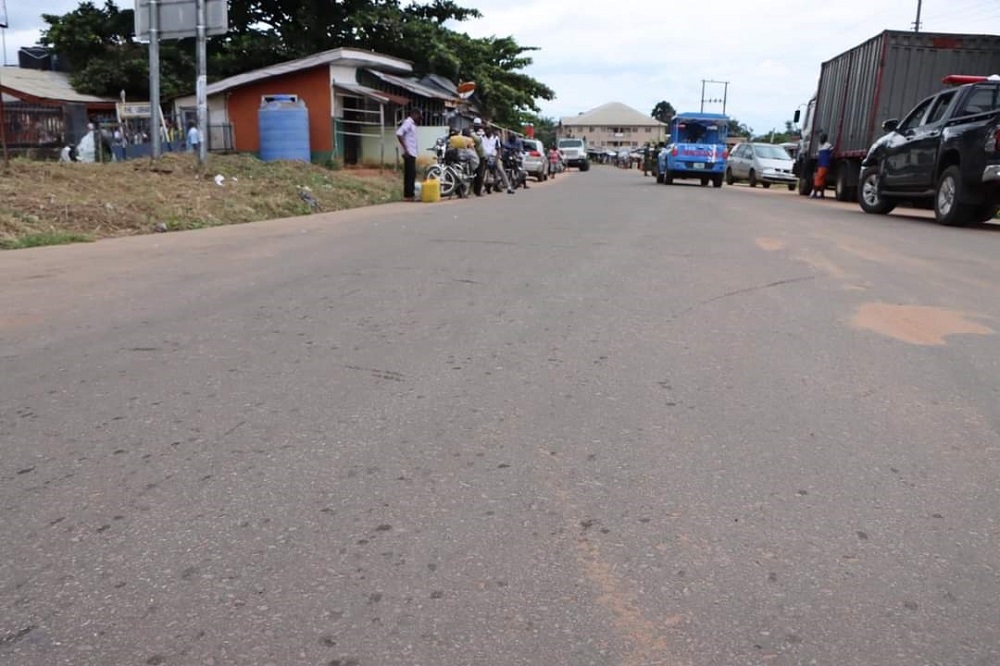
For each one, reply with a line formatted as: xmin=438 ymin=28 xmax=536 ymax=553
xmin=258 ymin=95 xmax=310 ymax=162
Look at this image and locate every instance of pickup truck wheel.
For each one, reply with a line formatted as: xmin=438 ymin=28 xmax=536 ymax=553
xmin=748 ymin=170 xmax=758 ymax=187
xmin=761 ymin=182 xmax=771 ymax=189
xmin=725 ymin=168 xmax=734 ymax=185
xmin=858 ymin=167 xmax=896 ymax=215
xmin=579 ymin=160 xmax=590 ymax=172
xmin=712 ymin=175 xmax=723 ymax=188
xmin=935 ymin=166 xmax=974 ymax=226
xmin=787 ymin=184 xmax=796 ymax=191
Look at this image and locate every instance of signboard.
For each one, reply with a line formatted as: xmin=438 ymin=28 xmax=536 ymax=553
xmin=118 ymin=102 xmax=152 ymax=119
xmin=134 ymin=0 xmax=228 ymax=41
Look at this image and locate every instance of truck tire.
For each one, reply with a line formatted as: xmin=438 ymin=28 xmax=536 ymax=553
xmin=656 ymin=172 xmax=665 ymax=184
xmin=700 ymin=177 xmax=709 ymax=186
xmin=858 ymin=167 xmax=896 ymax=215
xmin=725 ymin=168 xmax=735 ymax=185
xmin=787 ymin=184 xmax=796 ymax=191
xmin=664 ymin=171 xmax=674 ymax=185
xmin=761 ymin=182 xmax=771 ymax=189
xmin=835 ymin=165 xmax=856 ymax=202
xmin=934 ymin=166 xmax=974 ymax=226
xmin=712 ymin=175 xmax=723 ymax=188
xmin=580 ymin=160 xmax=590 ymax=172
xmin=798 ymin=176 xmax=812 ymax=196
xmin=972 ymin=204 xmax=1000 ymax=223
xmin=748 ymin=169 xmax=758 ymax=187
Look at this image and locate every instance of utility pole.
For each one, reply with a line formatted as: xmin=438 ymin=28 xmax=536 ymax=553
xmin=195 ymin=0 xmax=207 ymax=166
xmin=913 ymin=0 xmax=922 ymax=32
xmin=149 ymin=0 xmax=161 ymax=159
xmin=701 ymin=79 xmax=730 ymax=114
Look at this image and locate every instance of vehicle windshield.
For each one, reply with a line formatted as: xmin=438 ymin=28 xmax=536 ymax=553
xmin=559 ymin=139 xmax=584 ymax=148
xmin=753 ymin=144 xmax=792 ymax=160
xmin=674 ymin=119 xmax=726 ymax=144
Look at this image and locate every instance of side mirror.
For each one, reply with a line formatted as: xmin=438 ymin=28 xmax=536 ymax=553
xmin=793 ymin=109 xmax=801 ymax=123
xmin=882 ymin=118 xmax=899 ymax=132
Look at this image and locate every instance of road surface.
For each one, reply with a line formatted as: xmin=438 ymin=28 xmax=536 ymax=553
xmin=2 ymin=168 xmax=999 ymax=666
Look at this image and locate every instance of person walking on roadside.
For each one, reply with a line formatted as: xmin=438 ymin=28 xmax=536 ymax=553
xmin=811 ymin=132 xmax=833 ymax=199
xmin=396 ymin=108 xmax=422 ymax=201
xmin=483 ymin=125 xmax=515 ymax=194
xmin=470 ymin=118 xmax=488 ymax=196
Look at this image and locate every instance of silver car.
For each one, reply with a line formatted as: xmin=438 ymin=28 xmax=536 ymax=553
xmin=726 ymin=142 xmax=797 ymax=190
xmin=521 ymin=138 xmax=550 ymax=181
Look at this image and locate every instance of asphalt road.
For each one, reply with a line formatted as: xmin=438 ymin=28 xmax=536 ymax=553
xmin=2 ymin=167 xmax=999 ymax=666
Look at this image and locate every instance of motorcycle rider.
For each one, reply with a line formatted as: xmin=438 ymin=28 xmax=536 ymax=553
xmin=482 ymin=125 xmax=515 ymax=194
xmin=502 ymin=131 xmax=529 ymax=189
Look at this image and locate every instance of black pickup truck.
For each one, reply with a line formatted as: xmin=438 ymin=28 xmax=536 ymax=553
xmin=859 ymin=75 xmax=1000 ymax=226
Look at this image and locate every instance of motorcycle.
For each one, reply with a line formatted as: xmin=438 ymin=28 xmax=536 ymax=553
xmin=424 ymin=137 xmax=474 ymax=198
xmin=502 ymin=148 xmax=527 ymax=190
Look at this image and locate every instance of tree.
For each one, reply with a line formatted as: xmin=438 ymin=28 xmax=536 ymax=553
xmin=651 ymin=100 xmax=676 ymax=125
xmin=727 ymin=118 xmax=752 ymax=137
xmin=39 ymin=0 xmax=554 ymax=128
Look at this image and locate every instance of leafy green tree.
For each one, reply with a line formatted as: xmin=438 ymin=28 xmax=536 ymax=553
xmin=39 ymin=0 xmax=554 ymax=126
xmin=651 ymin=100 xmax=676 ymax=124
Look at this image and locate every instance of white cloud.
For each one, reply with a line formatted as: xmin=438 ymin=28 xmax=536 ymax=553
xmin=5 ymin=0 xmax=1000 ymax=133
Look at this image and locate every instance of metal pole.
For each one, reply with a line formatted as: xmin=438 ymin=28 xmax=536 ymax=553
xmin=149 ymin=0 xmax=161 ymax=159
xmin=379 ymin=101 xmax=385 ymax=174
xmin=195 ymin=0 xmax=207 ymax=165
xmin=700 ymin=80 xmax=706 ymax=113
xmin=2 ymin=27 xmax=7 ymax=67
xmin=913 ymin=0 xmax=922 ymax=31
xmin=0 ymin=65 xmax=9 ymax=169
xmin=722 ymin=82 xmax=729 ymax=114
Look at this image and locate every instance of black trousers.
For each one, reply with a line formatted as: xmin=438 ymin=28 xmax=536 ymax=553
xmin=473 ymin=159 xmax=486 ymax=195
xmin=403 ymin=154 xmax=416 ymax=199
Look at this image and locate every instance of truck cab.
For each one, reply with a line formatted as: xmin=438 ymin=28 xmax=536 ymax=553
xmin=656 ymin=112 xmax=729 ymax=188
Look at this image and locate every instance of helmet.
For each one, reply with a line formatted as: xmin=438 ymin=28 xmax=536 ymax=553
xmin=473 ymin=117 xmax=482 ymax=126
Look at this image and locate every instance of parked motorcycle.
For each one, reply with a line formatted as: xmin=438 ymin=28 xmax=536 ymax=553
xmin=424 ymin=138 xmax=474 ymax=198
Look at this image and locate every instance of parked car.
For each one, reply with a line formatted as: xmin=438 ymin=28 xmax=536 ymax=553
xmin=726 ymin=143 xmax=797 ymax=190
xmin=557 ymin=137 xmax=590 ymax=171
xmin=521 ymin=138 xmax=550 ymax=181
xmin=859 ymin=74 xmax=1000 ymax=226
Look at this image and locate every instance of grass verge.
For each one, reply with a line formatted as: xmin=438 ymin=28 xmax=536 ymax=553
xmin=0 ymin=153 xmax=402 ymax=249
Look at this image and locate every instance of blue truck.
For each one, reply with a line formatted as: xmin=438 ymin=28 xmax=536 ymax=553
xmin=657 ymin=112 xmax=729 ymax=187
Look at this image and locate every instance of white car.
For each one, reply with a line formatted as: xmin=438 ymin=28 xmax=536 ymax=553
xmin=521 ymin=138 xmax=550 ymax=181
xmin=726 ymin=142 xmax=797 ymax=190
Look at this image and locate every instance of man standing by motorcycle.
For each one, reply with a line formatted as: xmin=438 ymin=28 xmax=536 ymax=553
xmin=470 ymin=118 xmax=488 ymax=196
xmin=482 ymin=125 xmax=514 ymax=194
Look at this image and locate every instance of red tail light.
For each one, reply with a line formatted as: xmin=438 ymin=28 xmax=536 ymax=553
xmin=529 ymin=150 xmax=540 ymax=157
xmin=670 ymin=147 xmax=678 ymax=156
xmin=722 ymin=149 xmax=729 ymax=159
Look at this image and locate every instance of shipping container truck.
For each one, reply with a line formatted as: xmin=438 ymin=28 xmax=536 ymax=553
xmin=792 ymin=30 xmax=1000 ymax=201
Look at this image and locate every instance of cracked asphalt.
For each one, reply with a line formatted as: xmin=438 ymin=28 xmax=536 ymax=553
xmin=2 ymin=167 xmax=999 ymax=665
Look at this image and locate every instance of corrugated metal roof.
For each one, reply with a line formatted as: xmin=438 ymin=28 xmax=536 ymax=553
xmin=561 ymin=102 xmax=667 ymax=127
xmin=0 ymin=67 xmax=115 ymax=105
xmin=204 ymin=48 xmax=413 ymax=97
xmin=334 ymin=82 xmax=409 ymax=106
xmin=366 ymin=69 xmax=456 ymax=102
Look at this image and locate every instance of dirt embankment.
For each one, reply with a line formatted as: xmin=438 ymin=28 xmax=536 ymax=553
xmin=0 ymin=153 xmax=402 ymax=249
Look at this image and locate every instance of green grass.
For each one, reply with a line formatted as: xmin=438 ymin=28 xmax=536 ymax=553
xmin=0 ymin=231 xmax=95 ymax=250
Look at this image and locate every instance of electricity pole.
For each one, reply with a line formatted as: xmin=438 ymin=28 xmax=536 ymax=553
xmin=195 ymin=0 xmax=207 ymax=166
xmin=700 ymin=80 xmax=730 ymax=114
xmin=913 ymin=0 xmax=922 ymax=32
xmin=149 ymin=0 xmax=161 ymax=159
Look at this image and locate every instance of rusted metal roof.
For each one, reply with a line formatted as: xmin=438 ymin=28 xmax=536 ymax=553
xmin=0 ymin=67 xmax=115 ymax=106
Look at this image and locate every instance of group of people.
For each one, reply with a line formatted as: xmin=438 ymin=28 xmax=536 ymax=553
xmin=395 ymin=109 xmax=559 ymax=201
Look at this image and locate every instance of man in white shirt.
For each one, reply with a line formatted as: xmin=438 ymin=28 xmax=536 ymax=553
xmin=395 ymin=108 xmax=422 ymax=201
xmin=186 ymin=122 xmax=201 ymax=153
xmin=481 ymin=125 xmax=514 ymax=194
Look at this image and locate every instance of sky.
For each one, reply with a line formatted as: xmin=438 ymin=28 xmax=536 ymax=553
xmin=4 ymin=0 xmax=1000 ymax=133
